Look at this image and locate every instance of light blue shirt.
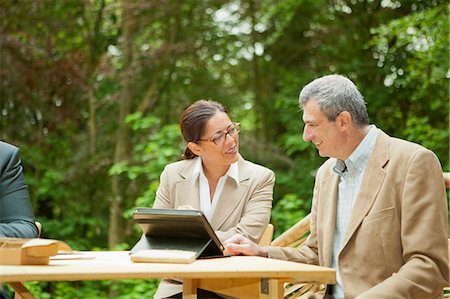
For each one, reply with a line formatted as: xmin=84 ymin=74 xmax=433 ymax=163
xmin=331 ymin=125 xmax=378 ymax=299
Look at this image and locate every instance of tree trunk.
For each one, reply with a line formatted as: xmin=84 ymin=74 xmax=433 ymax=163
xmin=248 ymin=0 xmax=266 ymax=148
xmin=88 ymin=87 xmax=97 ymax=155
xmin=108 ymin=0 xmax=135 ymax=250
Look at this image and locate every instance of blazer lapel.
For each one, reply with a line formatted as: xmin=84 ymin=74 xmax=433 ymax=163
xmin=340 ymin=130 xmax=389 ymax=250
xmin=210 ymin=157 xmax=250 ymax=230
xmin=319 ymin=164 xmax=339 ymax=267
xmin=175 ymin=158 xmax=201 ymax=210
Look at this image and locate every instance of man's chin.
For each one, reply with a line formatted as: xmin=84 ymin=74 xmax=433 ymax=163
xmin=317 ymin=150 xmax=327 ymax=157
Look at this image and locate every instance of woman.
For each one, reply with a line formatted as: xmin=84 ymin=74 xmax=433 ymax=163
xmin=153 ymin=100 xmax=275 ymax=298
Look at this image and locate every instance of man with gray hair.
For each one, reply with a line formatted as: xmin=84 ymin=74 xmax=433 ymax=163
xmin=224 ymin=74 xmax=448 ymax=298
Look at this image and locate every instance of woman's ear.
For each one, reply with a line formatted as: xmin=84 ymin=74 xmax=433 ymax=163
xmin=187 ymin=141 xmax=202 ymax=156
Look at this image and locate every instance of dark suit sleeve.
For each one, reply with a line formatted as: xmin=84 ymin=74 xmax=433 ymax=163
xmin=0 ymin=144 xmax=38 ymax=238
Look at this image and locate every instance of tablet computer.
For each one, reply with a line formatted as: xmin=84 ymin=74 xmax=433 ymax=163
xmin=130 ymin=208 xmax=224 ymax=259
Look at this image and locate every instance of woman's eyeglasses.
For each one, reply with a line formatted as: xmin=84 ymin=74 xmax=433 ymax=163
xmin=198 ymin=122 xmax=240 ymax=145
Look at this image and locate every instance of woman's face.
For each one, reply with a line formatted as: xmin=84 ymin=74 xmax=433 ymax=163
xmin=195 ymin=111 xmax=239 ymax=167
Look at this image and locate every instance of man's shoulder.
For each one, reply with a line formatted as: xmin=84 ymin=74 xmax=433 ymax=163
xmin=381 ymin=132 xmax=434 ymax=162
xmin=0 ymin=141 xmax=19 ymax=164
xmin=0 ymin=141 xmax=18 ymax=154
xmin=387 ymin=135 xmax=427 ymax=152
xmin=367 ymin=131 xmax=440 ymax=173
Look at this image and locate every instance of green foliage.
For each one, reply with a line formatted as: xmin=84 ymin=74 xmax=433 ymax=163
xmin=18 ymin=279 xmax=159 ymax=299
xmin=369 ymin=3 xmax=449 ymax=168
xmin=110 ymin=113 xmax=183 ymax=222
xmin=271 ymin=193 xmax=308 ymax=238
xmin=2 ymin=1 xmax=448 ymax=297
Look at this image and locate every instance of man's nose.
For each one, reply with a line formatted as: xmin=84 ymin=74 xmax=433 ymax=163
xmin=303 ymin=127 xmax=312 ymax=142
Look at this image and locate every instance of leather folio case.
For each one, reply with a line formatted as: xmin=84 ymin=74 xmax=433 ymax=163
xmin=130 ymin=208 xmax=225 ymax=259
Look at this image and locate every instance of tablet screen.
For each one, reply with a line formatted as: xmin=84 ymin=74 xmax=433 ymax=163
xmin=131 ymin=208 xmax=224 ymax=258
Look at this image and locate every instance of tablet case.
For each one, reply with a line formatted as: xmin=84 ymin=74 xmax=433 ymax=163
xmin=130 ymin=208 xmax=224 ymax=259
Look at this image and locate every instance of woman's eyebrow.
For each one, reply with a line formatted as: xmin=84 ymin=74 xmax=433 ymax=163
xmin=211 ymin=123 xmax=233 ymax=135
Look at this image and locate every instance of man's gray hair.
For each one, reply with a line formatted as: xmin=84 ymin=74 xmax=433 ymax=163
xmin=299 ymin=74 xmax=369 ymax=128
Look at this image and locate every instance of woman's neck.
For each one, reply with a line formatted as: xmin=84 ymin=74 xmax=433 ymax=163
xmin=202 ymin=163 xmax=229 ymax=183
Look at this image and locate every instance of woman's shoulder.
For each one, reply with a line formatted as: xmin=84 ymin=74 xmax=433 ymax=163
xmin=163 ymin=158 xmax=196 ymax=173
xmin=239 ymin=157 xmax=274 ymax=175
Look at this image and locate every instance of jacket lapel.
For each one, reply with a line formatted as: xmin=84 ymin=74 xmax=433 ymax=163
xmin=210 ymin=156 xmax=250 ymax=230
xmin=319 ymin=163 xmax=339 ymax=267
xmin=340 ymin=130 xmax=389 ymax=250
xmin=175 ymin=158 xmax=201 ymax=210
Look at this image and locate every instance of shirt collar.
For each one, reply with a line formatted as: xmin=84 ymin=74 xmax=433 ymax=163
xmin=333 ymin=125 xmax=378 ymax=176
xmin=191 ymin=157 xmax=239 ymax=184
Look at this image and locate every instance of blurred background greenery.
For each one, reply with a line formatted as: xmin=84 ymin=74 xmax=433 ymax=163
xmin=1 ymin=0 xmax=448 ymax=297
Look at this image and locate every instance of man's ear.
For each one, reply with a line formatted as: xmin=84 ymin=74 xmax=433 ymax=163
xmin=187 ymin=141 xmax=202 ymax=156
xmin=336 ymin=111 xmax=352 ymax=130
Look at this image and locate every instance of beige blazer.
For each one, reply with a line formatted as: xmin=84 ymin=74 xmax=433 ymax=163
xmin=268 ymin=129 xmax=449 ymax=298
xmin=153 ymin=155 xmax=275 ymax=298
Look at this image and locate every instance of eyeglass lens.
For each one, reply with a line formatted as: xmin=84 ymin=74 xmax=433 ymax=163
xmin=212 ymin=123 xmax=240 ymax=145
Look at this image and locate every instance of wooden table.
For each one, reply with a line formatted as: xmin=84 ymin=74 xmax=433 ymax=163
xmin=0 ymin=251 xmax=335 ymax=298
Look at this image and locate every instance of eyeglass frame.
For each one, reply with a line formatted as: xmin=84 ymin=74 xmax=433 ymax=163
xmin=197 ymin=122 xmax=240 ymax=145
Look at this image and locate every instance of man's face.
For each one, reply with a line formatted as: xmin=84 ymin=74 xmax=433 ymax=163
xmin=302 ymin=100 xmax=342 ymax=158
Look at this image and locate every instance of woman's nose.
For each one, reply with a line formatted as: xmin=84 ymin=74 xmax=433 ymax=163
xmin=225 ymin=132 xmax=236 ymax=144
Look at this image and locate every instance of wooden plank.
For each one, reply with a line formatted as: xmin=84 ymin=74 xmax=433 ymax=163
xmin=182 ymin=279 xmax=197 ymax=299
xmin=197 ymin=278 xmax=260 ymax=298
xmin=9 ymin=282 xmax=35 ymax=299
xmin=0 ymin=253 xmax=335 ymax=283
xmin=271 ymin=214 xmax=310 ymax=247
xmin=258 ymin=224 xmax=274 ymax=246
xmin=0 ymin=252 xmax=335 ymax=299
xmin=260 ymin=278 xmax=283 ymax=299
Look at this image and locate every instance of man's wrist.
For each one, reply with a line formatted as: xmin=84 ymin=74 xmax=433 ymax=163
xmin=258 ymin=246 xmax=269 ymax=258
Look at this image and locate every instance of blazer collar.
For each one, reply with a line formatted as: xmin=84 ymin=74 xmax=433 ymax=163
xmin=178 ymin=155 xmax=246 ymax=181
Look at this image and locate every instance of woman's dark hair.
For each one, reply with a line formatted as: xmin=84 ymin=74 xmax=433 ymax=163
xmin=180 ymin=100 xmax=227 ymax=159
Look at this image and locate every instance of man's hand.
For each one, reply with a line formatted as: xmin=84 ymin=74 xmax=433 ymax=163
xmin=223 ymin=234 xmax=269 ymax=257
